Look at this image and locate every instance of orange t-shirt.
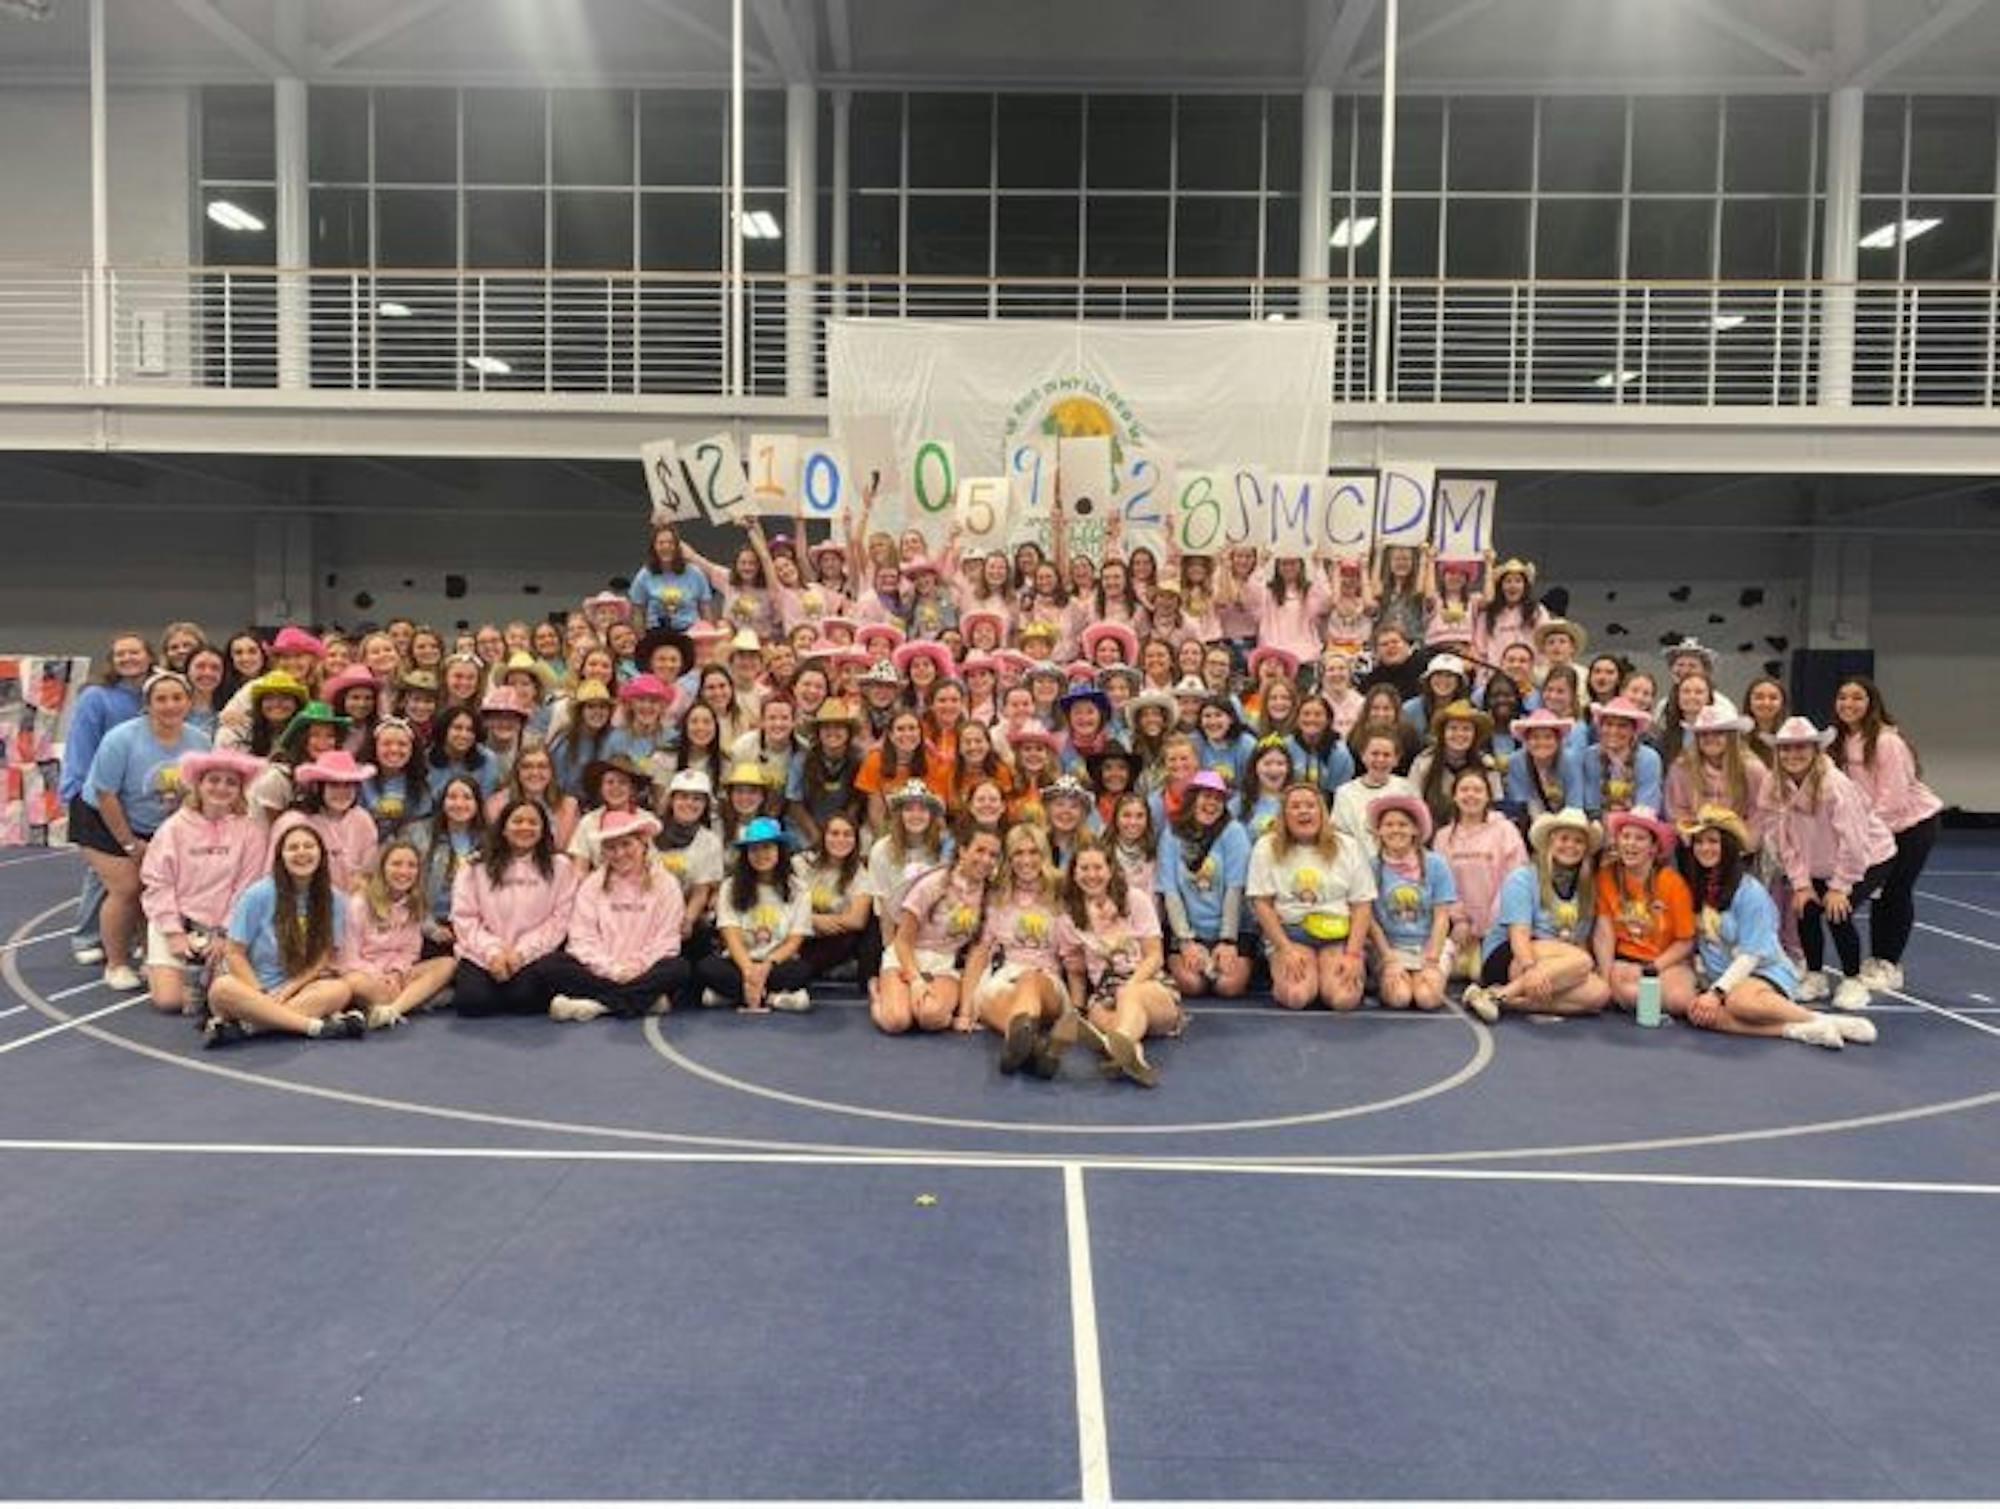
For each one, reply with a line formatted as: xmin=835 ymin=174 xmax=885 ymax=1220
xmin=1595 ymin=865 xmax=1694 ymax=964
xmin=855 ymin=746 xmax=953 ymax=807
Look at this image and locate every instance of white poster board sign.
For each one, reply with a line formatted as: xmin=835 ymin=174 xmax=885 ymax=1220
xmin=1266 ymin=473 xmax=1322 ymax=558
xmin=955 ymin=475 xmax=1012 ymax=548
xmin=745 ymin=432 xmax=800 ymax=516
xmin=1434 ymin=476 xmax=1497 ymax=560
xmin=1320 ymin=475 xmax=1377 ymax=560
xmin=1118 ymin=448 xmax=1174 ymax=557
xmin=799 ymin=439 xmax=851 ymax=525
xmin=640 ymin=438 xmax=699 ymax=526
xmin=1374 ymin=462 xmax=1435 ymax=548
xmin=682 ymin=430 xmax=749 ymax=521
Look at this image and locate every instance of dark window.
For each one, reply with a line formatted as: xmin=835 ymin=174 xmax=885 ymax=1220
xmin=640 ymin=90 xmax=723 ymax=186
xmin=1265 ymin=95 xmax=1301 ymax=193
xmin=1903 ymin=198 xmax=1993 ymax=279
xmin=1536 ymin=199 xmax=1620 ymax=277
xmin=1087 ymin=96 xmax=1170 ymax=190
xmin=1860 ymin=97 xmax=1905 ymax=194
xmin=906 ymin=194 xmax=989 ymax=275
xmin=741 ymin=191 xmax=787 ymax=274
xmin=466 ymin=190 xmax=545 ymax=268
xmin=1447 ymin=99 xmax=1533 ymax=191
xmin=1175 ymin=196 xmax=1259 ymax=277
xmin=1345 ymin=196 xmax=1439 ymax=278
xmin=1909 ymin=97 xmax=1997 ymax=194
xmin=1724 ymin=98 xmax=1815 ymax=194
xmin=1719 ymin=198 xmax=1811 ymax=279
xmin=375 ymin=188 xmax=458 ymax=267
xmin=1085 ymin=196 xmax=1168 ymax=278
xmin=554 ymin=191 xmax=632 ymax=269
xmin=745 ymin=90 xmax=787 ymax=188
xmin=848 ymin=194 xmax=900 ymax=276
xmin=373 ymin=89 xmax=457 ymax=184
xmin=1856 ymin=196 xmax=1904 ymax=280
xmin=1351 ymin=97 xmax=1382 ymax=192
xmin=1538 ymin=98 xmax=1624 ymax=194
xmin=1177 ymin=96 xmax=1263 ymax=191
xmin=551 ymin=90 xmax=633 ymax=186
xmin=309 ymin=88 xmax=369 ymax=182
xmin=464 ymin=89 xmax=546 ymax=185
xmin=1627 ymin=199 xmax=1714 ymax=278
xmin=1393 ymin=97 xmax=1443 ymax=193
xmin=641 ymin=193 xmax=722 ymax=271
xmin=997 ymin=195 xmax=1080 ymax=277
xmin=908 ymin=94 xmax=991 ymax=189
xmin=1631 ymin=97 xmax=1717 ymax=193
xmin=202 ymin=86 xmax=274 ymax=181
xmin=850 ymin=92 xmax=902 ymax=189
xmin=1444 ymin=198 xmax=1530 ymax=277
xmin=998 ymin=94 xmax=1081 ymax=189
xmin=1329 ymin=95 xmax=1356 ymax=192
xmin=1264 ymin=196 xmax=1300 ymax=277
xmin=309 ymin=187 xmax=370 ymax=266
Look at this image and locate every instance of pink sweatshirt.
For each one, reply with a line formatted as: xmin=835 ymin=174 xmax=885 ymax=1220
xmin=1840 ymin=730 xmax=1942 ymax=836
xmin=1756 ymin=765 xmax=1897 ymax=892
xmin=1216 ymin=573 xmax=1261 ymax=640
xmin=274 ymin=807 xmax=376 ymax=894
xmin=451 ymin=854 xmax=580 ymax=970
xmin=1433 ymin=814 xmax=1529 ymax=938
xmin=565 ymin=866 xmax=684 ymax=977
xmin=340 ymin=891 xmax=422 ymax=977
xmin=140 ymin=808 xmax=269 ymax=935
xmin=1663 ymin=757 xmax=1769 ymax=830
xmin=1245 ymin=578 xmax=1330 ymax=666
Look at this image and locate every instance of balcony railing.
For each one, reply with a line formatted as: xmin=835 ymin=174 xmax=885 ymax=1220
xmin=0 ymin=266 xmax=1994 ymax=408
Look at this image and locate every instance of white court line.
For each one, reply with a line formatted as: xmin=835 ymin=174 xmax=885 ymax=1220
xmin=3 ymin=1137 xmax=2000 ymax=1199
xmin=1064 ymin=1165 xmax=1113 ymax=1505
xmin=1918 ymin=891 xmax=2000 ymax=922
xmin=1883 ymin=986 xmax=2000 ymax=1043
xmin=0 ymin=848 xmax=72 ymax=869
xmin=0 ymin=1005 xmax=25 ymax=1020
xmin=1925 ymin=870 xmax=2000 ymax=877
xmin=0 ymin=996 xmax=140 ymax=1057
xmin=0 ymin=928 xmax=78 ymax=954
xmin=1915 ymin=921 xmax=2000 ymax=955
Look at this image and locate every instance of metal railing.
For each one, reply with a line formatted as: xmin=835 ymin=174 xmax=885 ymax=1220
xmin=0 ymin=266 xmax=1992 ymax=407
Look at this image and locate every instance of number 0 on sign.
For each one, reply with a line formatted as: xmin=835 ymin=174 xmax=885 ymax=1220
xmin=800 ymin=440 xmax=850 ymax=521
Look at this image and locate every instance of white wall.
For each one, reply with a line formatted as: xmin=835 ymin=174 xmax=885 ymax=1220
xmin=0 ymin=85 xmax=192 ymax=267
xmin=1871 ymin=537 xmax=1998 ymax=813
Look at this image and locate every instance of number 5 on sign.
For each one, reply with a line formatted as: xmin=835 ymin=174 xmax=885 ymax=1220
xmin=640 ymin=439 xmax=698 ymax=526
xmin=748 ymin=433 xmax=799 ymax=514
xmin=955 ymin=476 xmax=1010 ymax=546
xmin=799 ymin=441 xmax=850 ymax=523
xmin=685 ymin=430 xmax=749 ymax=521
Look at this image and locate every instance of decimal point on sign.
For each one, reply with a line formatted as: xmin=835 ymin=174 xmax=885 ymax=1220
xmin=1075 ymin=498 xmax=1095 ymax=516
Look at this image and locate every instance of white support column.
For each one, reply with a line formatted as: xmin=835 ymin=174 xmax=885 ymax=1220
xmin=1818 ymin=85 xmax=1863 ymax=408
xmin=88 ymin=0 xmax=110 ymax=387
xmin=1300 ymin=85 xmax=1333 ymax=324
xmin=785 ymin=81 xmax=817 ymax=398
xmin=274 ymin=76 xmax=310 ymax=390
xmin=1371 ymin=0 xmax=1398 ymax=403
xmin=831 ymin=89 xmax=850 ymax=318
xmin=728 ymin=0 xmax=746 ymax=397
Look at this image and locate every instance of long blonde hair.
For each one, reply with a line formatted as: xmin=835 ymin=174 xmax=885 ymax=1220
xmin=1269 ymin=781 xmax=1342 ymax=864
xmin=1676 ymin=727 xmax=1752 ymax=814
xmin=1534 ymin=835 xmax=1597 ymax=934
xmin=361 ymin=839 xmax=429 ymax=928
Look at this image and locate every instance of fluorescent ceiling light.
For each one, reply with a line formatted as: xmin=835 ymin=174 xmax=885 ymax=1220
xmin=1593 ymin=369 xmax=1638 ymax=389
xmin=1330 ymin=216 xmax=1378 ymax=249
xmin=206 ymin=199 xmax=266 ymax=233
xmin=376 ymin=300 xmax=413 ymax=319
xmin=466 ymin=354 xmax=512 ymax=375
xmin=1859 ymin=217 xmax=1941 ymax=250
xmin=1711 ymin=312 xmax=1748 ymax=331
xmin=740 ymin=209 xmax=782 ymax=240
xmin=1265 ymin=312 xmax=1288 ymax=322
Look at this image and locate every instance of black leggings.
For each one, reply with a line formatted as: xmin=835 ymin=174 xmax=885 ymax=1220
xmin=798 ymin=927 xmax=883 ymax=982
xmin=540 ymin=951 xmax=692 ymax=1017
xmin=694 ymin=952 xmax=814 ymax=1005
xmin=1869 ymin=814 xmax=1941 ymax=966
xmin=1801 ymin=861 xmax=1896 ymax=976
xmin=453 ymin=956 xmax=558 ymax=1017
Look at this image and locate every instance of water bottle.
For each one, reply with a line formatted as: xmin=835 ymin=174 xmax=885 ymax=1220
xmin=1635 ymin=965 xmax=1662 ymax=1028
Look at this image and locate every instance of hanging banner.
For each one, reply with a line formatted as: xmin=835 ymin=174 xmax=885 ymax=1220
xmin=1374 ymin=462 xmax=1435 ymax=548
xmin=746 ymin=432 xmax=800 ymax=516
xmin=639 ymin=439 xmax=700 ymax=526
xmin=1434 ymin=476 xmax=1498 ymax=559
xmin=681 ymin=431 xmax=749 ymax=521
xmin=1320 ymin=475 xmax=1377 ymax=560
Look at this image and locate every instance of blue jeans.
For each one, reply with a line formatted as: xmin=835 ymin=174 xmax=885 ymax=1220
xmin=72 ymin=865 xmax=104 ymax=951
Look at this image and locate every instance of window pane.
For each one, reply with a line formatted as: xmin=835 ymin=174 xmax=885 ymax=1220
xmin=998 ymin=94 xmax=1081 ymax=189
xmin=908 ymin=94 xmax=991 ymax=189
xmin=1394 ymin=97 xmax=1443 ymax=193
xmin=997 ymin=195 xmax=1079 ymax=277
xmin=1719 ymin=198 xmax=1810 ymax=279
xmin=202 ymin=184 xmax=276 ymax=263
xmin=851 ymin=92 xmax=902 ymax=189
xmin=745 ymin=90 xmax=786 ymax=188
xmin=202 ymin=85 xmax=274 ymax=181
xmin=1352 ymin=97 xmax=1382 ymax=192
xmin=741 ymin=191 xmax=787 ymax=274
xmin=1631 ymin=97 xmax=1717 ymax=192
xmin=464 ymin=89 xmax=545 ymax=185
xmin=1177 ymin=95 xmax=1263 ymax=191
xmin=1330 ymin=95 xmax=1356 ymax=192
xmin=1724 ymin=98 xmax=1814 ymax=193
xmin=641 ymin=193 xmax=722 ymax=271
xmin=466 ymin=190 xmax=544 ymax=267
xmin=374 ymin=88 xmax=457 ymax=184
xmin=554 ymin=191 xmax=632 ymax=269
xmin=1264 ymin=196 xmax=1299 ymax=277
xmin=309 ymin=88 xmax=369 ymax=182
xmin=1903 ymin=198 xmax=1993 ymax=279
xmin=1088 ymin=96 xmax=1169 ymax=190
xmin=1538 ymin=97 xmax=1624 ymax=193
xmin=1856 ymin=197 xmax=1903 ymax=280
xmin=640 ymin=90 xmax=723 ymax=186
xmin=1346 ymin=197 xmax=1438 ymax=278
xmin=1447 ymin=99 xmax=1532 ymax=191
xmin=1909 ymin=98 xmax=1996 ymax=194
xmin=1444 ymin=198 xmax=1529 ymax=277
xmin=551 ymin=90 xmax=633 ymax=186
xmin=1627 ymin=199 xmax=1713 ymax=278
xmin=906 ymin=194 xmax=989 ymax=275
xmin=1085 ymin=196 xmax=1168 ymax=277
xmin=309 ymin=187 xmax=369 ymax=267
xmin=1266 ymin=96 xmax=1300 ymax=194
xmin=376 ymin=188 xmax=457 ymax=267
xmin=1536 ymin=199 xmax=1619 ymax=277
xmin=1861 ymin=97 xmax=1905 ymax=194
xmin=848 ymin=194 xmax=899 ymax=275
xmin=1175 ymin=195 xmax=1259 ymax=277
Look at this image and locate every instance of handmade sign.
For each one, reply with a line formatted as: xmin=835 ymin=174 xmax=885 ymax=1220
xmin=1434 ymin=476 xmax=1498 ymax=560
xmin=799 ymin=439 xmax=851 ymax=523
xmin=1375 ymin=463 xmax=1435 ymax=547
xmin=639 ymin=439 xmax=699 ymax=526
xmin=1322 ymin=475 xmax=1377 ymax=560
xmin=954 ymin=476 xmax=1012 ymax=547
xmin=746 ymin=433 xmax=800 ymax=516
xmin=1266 ymin=473 xmax=1323 ymax=558
xmin=1118 ymin=448 xmax=1174 ymax=557
xmin=681 ymin=430 xmax=750 ymax=521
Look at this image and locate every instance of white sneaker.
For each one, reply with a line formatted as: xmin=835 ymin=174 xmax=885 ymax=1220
xmin=102 ymin=964 xmax=142 ymax=992
xmin=548 ymin=994 xmax=579 ymax=1021
xmin=1856 ymin=958 xmax=1891 ymax=991
xmin=1831 ymin=976 xmax=1871 ymax=1013
xmin=1827 ymin=1013 xmax=1878 ymax=1046
xmin=1877 ymin=961 xmax=1905 ymax=992
xmin=1782 ymin=1014 xmax=1845 ymax=1050
xmin=700 ymin=987 xmax=726 ymax=1008
xmin=72 ymin=943 xmax=105 ymax=967
xmin=1794 ymin=970 xmax=1831 ymax=1003
xmin=769 ymin=989 xmax=812 ymax=1012
xmin=566 ymin=996 xmax=611 ymax=1022
xmin=1461 ymin=985 xmax=1501 ymax=1024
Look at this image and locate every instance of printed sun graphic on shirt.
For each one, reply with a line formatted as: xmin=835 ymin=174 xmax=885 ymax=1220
xmin=376 ymin=793 xmax=404 ymax=820
xmin=1015 ymin=908 xmax=1052 ymax=947
xmin=658 ymin=585 xmax=684 ymax=610
xmin=1698 ymin=904 xmax=1723 ymax=942
xmin=1385 ymin=881 xmax=1424 ymax=927
xmin=1551 ymin=898 xmax=1581 ymax=937
xmin=945 ymin=902 xmax=979 ymax=941
xmin=1193 ymin=854 xmax=1219 ymax=892
xmin=745 ymin=902 xmax=783 ymax=952
xmin=1619 ymin=895 xmax=1657 ymax=941
xmin=151 ymin=760 xmax=185 ymax=797
xmin=809 ymin=881 xmax=838 ymax=913
xmin=801 ymin=589 xmax=825 ymax=618
xmin=661 ymin=849 xmax=688 ymax=876
xmin=1604 ymin=776 xmax=1634 ymax=808
xmin=727 ymin=595 xmax=757 ymax=625
xmin=1251 ymin=810 xmax=1279 ymax=839
xmin=1291 ymin=865 xmax=1324 ymax=905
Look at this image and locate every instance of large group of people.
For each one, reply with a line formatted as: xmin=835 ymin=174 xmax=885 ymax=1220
xmin=49 ymin=490 xmax=1946 ymax=1084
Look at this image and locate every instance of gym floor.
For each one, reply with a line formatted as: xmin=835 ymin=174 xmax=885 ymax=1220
xmin=2 ymin=838 xmax=1997 ymax=1499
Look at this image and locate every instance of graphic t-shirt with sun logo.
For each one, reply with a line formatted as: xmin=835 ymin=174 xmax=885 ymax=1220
xmin=1158 ymin=820 xmax=1252 ymax=941
xmin=900 ymin=866 xmax=988 ymax=957
xmin=716 ymin=878 xmax=812 ymax=962
xmin=980 ymin=889 xmax=1065 ymax=976
xmin=628 ymin=563 xmax=712 ymax=632
xmin=792 ymin=853 xmax=877 ymax=919
xmin=1594 ymin=866 xmax=1694 ymax=965
xmin=1246 ymin=832 xmax=1377 ymax=935
xmin=1372 ymin=850 xmax=1459 ymax=952
xmin=85 ymin=718 xmax=211 ymax=835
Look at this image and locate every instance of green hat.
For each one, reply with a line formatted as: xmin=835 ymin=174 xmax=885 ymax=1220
xmin=277 ymin=700 xmax=349 ymax=751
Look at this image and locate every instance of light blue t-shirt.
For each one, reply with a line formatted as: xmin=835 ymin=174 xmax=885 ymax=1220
xmin=227 ymin=875 xmax=347 ymax=990
xmin=1373 ymin=849 xmax=1458 ymax=952
xmin=1693 ymin=875 xmax=1799 ymax=997
xmin=84 ymin=719 xmax=211 ymax=835
xmin=1482 ymin=863 xmax=1592 ymax=960
xmin=1156 ymin=820 xmax=1251 ymax=942
xmin=629 ymin=563 xmax=714 ymax=632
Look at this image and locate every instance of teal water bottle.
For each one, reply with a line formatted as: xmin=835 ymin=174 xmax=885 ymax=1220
xmin=1635 ymin=965 xmax=1663 ymax=1028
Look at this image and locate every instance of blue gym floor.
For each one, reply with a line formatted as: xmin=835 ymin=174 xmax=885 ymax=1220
xmin=3 ymin=838 xmax=1999 ymax=1499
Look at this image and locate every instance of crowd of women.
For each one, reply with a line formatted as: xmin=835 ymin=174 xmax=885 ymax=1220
xmin=50 ymin=497 xmax=1945 ymax=1082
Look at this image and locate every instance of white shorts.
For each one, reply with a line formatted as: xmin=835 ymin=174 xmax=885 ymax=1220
xmin=145 ymin=921 xmax=217 ymax=970
xmin=1374 ymin=945 xmax=1434 ymax=976
xmin=910 ymin=947 xmax=961 ymax=980
xmin=970 ymin=959 xmax=1069 ymax=1013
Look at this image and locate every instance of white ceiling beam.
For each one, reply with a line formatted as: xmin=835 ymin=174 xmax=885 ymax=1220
xmin=632 ymin=0 xmax=777 ymax=74
xmin=1671 ymin=0 xmax=1823 ymax=79
xmin=1309 ymin=0 xmax=1380 ymax=86
xmin=319 ymin=0 xmax=463 ymax=70
xmin=1353 ymin=0 xmax=1496 ymax=77
xmin=827 ymin=0 xmax=853 ymax=72
xmin=751 ymin=0 xmax=813 ymax=81
xmin=170 ymin=0 xmax=292 ymax=79
xmin=1850 ymin=0 xmax=1989 ymax=88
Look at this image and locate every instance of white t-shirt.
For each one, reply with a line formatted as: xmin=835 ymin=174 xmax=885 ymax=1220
xmin=1247 ymin=830 xmax=1378 ymax=932
xmin=714 ymin=878 xmax=812 ymax=961
xmin=1331 ymin=773 xmax=1418 ymax=858
xmin=792 ymin=852 xmax=877 ymax=917
xmin=657 ymin=826 xmax=725 ymax=893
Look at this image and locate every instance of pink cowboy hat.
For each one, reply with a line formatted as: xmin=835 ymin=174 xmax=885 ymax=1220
xmin=617 ymin=673 xmax=673 ymax=703
xmin=1509 ymin=708 xmax=1575 ymax=739
xmin=1366 ymin=791 xmax=1434 ymax=844
xmin=1605 ymin=805 xmax=1678 ymax=860
xmin=1588 ymin=695 xmax=1652 ymax=727
xmin=596 ymin=808 xmax=663 ymax=845
xmin=1770 ymin=715 xmax=1837 ymax=749
xmin=179 ymin=748 xmax=267 ymax=787
xmin=268 ymin=625 xmax=325 ymax=658
xmin=1080 ymin=622 xmax=1139 ymax=664
xmin=892 ymin=641 xmax=955 ymax=678
xmin=294 ymin=749 xmax=377 ymax=786
xmin=959 ymin=608 xmax=1008 ymax=643
xmin=1247 ymin=645 xmax=1300 ymax=680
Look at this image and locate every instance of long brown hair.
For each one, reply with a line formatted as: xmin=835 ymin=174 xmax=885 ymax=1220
xmin=1061 ymin=834 xmax=1131 ymax=928
xmin=482 ymin=798 xmax=556 ymax=883
xmin=271 ymin=824 xmax=337 ymax=977
xmin=1833 ymin=676 xmax=1920 ymax=774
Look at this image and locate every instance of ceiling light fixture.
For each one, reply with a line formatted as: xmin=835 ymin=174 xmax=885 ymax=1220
xmin=466 ymin=354 xmax=512 ymax=376
xmin=1330 ymin=216 xmax=1378 ymax=249
xmin=1593 ymin=369 xmax=1639 ymax=389
xmin=739 ymin=209 xmax=782 ymax=240
xmin=376 ymin=300 xmax=413 ymax=319
xmin=1711 ymin=313 xmax=1747 ymax=331
xmin=206 ymin=200 xmax=266 ymax=233
xmin=1859 ymin=217 xmax=1941 ymax=250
